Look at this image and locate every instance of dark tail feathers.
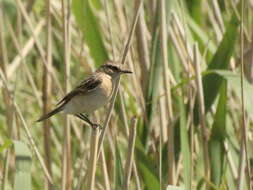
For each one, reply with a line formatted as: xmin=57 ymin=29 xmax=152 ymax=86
xmin=36 ymin=106 xmax=64 ymax=122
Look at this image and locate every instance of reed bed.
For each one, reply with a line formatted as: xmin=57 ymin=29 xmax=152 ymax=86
xmin=0 ymin=0 xmax=253 ymax=190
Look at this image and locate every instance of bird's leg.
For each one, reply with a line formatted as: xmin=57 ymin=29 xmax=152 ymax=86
xmin=75 ymin=114 xmax=93 ymax=125
xmin=80 ymin=114 xmax=102 ymax=130
xmin=75 ymin=114 xmax=92 ymax=126
xmin=75 ymin=114 xmax=102 ymax=130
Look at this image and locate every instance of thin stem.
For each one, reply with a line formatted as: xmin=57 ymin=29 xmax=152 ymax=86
xmin=193 ymin=44 xmax=210 ymax=190
xmin=15 ymin=0 xmax=63 ymax=93
xmin=43 ymin=0 xmax=53 ymax=189
xmin=97 ymin=0 xmax=143 ymax=160
xmin=160 ymin=0 xmax=175 ymax=185
xmin=103 ymin=0 xmax=116 ymax=60
xmin=0 ymin=8 xmax=13 ymax=190
xmin=135 ymin=0 xmax=150 ymax=93
xmin=100 ymin=148 xmax=111 ymax=190
xmin=123 ymin=117 xmax=138 ymax=189
xmin=237 ymin=0 xmax=252 ymax=189
xmin=7 ymin=19 xmax=45 ymax=78
xmin=0 ymin=69 xmax=53 ymax=184
xmin=61 ymin=0 xmax=71 ymax=189
xmin=87 ymin=128 xmax=100 ymax=190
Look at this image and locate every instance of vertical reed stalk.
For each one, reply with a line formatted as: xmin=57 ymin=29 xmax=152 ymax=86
xmin=189 ymin=87 xmax=195 ymax=190
xmin=103 ymin=0 xmax=115 ymax=60
xmin=61 ymin=0 xmax=71 ymax=189
xmin=237 ymin=0 xmax=252 ymax=189
xmin=87 ymin=128 xmax=100 ymax=190
xmin=97 ymin=0 xmax=143 ymax=159
xmin=123 ymin=117 xmax=137 ymax=190
xmin=211 ymin=0 xmax=225 ymax=34
xmin=7 ymin=19 xmax=45 ymax=78
xmin=160 ymin=0 xmax=175 ymax=184
xmin=43 ymin=0 xmax=52 ymax=189
xmin=0 ymin=70 xmax=53 ymax=184
xmin=119 ymin=88 xmax=142 ymax=189
xmin=132 ymin=162 xmax=141 ymax=190
xmin=158 ymin=99 xmax=164 ymax=190
xmin=135 ymin=0 xmax=150 ymax=92
xmin=0 ymin=8 xmax=13 ymax=190
xmin=193 ymin=44 xmax=210 ymax=189
xmin=6 ymin=18 xmax=43 ymax=106
xmin=15 ymin=0 xmax=63 ymax=92
xmin=100 ymin=148 xmax=111 ymax=190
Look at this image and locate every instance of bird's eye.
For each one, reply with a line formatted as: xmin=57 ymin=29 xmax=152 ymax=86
xmin=110 ymin=65 xmax=119 ymax=72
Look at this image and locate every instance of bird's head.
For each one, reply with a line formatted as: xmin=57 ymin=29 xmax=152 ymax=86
xmin=97 ymin=61 xmax=132 ymax=78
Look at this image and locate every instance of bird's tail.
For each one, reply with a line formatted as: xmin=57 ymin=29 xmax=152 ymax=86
xmin=36 ymin=106 xmax=64 ymax=122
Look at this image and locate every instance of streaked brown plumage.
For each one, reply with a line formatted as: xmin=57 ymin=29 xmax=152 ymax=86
xmin=37 ymin=62 xmax=132 ymax=128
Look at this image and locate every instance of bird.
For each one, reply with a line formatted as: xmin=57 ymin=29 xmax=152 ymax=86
xmin=37 ymin=61 xmax=132 ymax=129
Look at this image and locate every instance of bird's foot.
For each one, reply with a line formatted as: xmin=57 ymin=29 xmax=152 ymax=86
xmin=91 ymin=123 xmax=102 ymax=130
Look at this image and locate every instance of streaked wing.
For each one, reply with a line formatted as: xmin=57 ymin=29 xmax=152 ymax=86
xmin=56 ymin=75 xmax=102 ymax=106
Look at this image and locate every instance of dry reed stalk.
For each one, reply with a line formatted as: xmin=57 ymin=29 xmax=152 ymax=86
xmin=206 ymin=3 xmax=223 ymax=42
xmin=7 ymin=19 xmax=45 ymax=78
xmin=118 ymin=89 xmax=142 ymax=189
xmin=6 ymin=20 xmax=42 ymax=107
xmin=123 ymin=117 xmax=137 ymax=190
xmin=176 ymin=8 xmax=196 ymax=188
xmin=15 ymin=103 xmax=54 ymax=185
xmin=68 ymin=119 xmax=91 ymax=166
xmin=15 ymin=0 xmax=63 ymax=93
xmin=132 ymin=161 xmax=141 ymax=190
xmin=103 ymin=0 xmax=116 ymax=60
xmin=179 ymin=4 xmax=196 ymax=189
xmin=119 ymin=90 xmax=130 ymax=136
xmin=171 ymin=12 xmax=187 ymax=44
xmin=188 ymin=88 xmax=195 ymax=190
xmin=127 ymin=51 xmax=147 ymax=121
xmin=43 ymin=0 xmax=53 ymax=189
xmin=103 ymin=0 xmax=137 ymax=142
xmin=113 ymin=0 xmax=127 ymax=35
xmin=97 ymin=0 xmax=143 ymax=160
xmin=211 ymin=0 xmax=225 ymax=34
xmin=193 ymin=44 xmax=210 ymax=189
xmin=87 ymin=128 xmax=100 ymax=190
xmin=16 ymin=3 xmax=22 ymax=53
xmin=0 ymin=69 xmax=53 ymax=184
xmin=61 ymin=0 xmax=72 ymax=189
xmin=224 ymin=142 xmax=237 ymax=180
xmin=160 ymin=0 xmax=175 ymax=184
xmin=158 ymin=97 xmax=165 ymax=189
xmin=158 ymin=93 xmax=168 ymax=143
xmin=237 ymin=139 xmax=246 ymax=190
xmin=135 ymin=0 xmax=150 ymax=92
xmin=6 ymin=19 xmax=69 ymax=179
xmin=123 ymin=13 xmax=147 ymax=119
xmin=100 ymin=148 xmax=111 ymax=190
xmin=229 ymin=0 xmax=250 ymax=42
xmin=168 ymin=25 xmax=189 ymax=72
xmin=98 ymin=0 xmax=143 ymax=186
xmin=171 ymin=13 xmax=194 ymax=65
xmin=0 ymin=10 xmax=9 ymax=72
xmin=175 ymin=154 xmax=183 ymax=182
xmin=76 ymin=148 xmax=89 ymax=190
xmin=0 ymin=9 xmax=14 ymax=190
xmin=237 ymin=0 xmax=252 ymax=189
xmin=0 ymin=11 xmax=9 ymax=116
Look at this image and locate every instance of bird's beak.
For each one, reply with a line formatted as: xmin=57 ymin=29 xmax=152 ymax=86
xmin=120 ymin=69 xmax=132 ymax=74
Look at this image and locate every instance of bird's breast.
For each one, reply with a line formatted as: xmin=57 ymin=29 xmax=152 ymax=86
xmin=63 ymin=75 xmax=113 ymax=115
xmin=99 ymin=75 xmax=113 ymax=98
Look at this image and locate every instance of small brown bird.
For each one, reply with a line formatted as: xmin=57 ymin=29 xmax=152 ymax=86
xmin=37 ymin=61 xmax=132 ymax=128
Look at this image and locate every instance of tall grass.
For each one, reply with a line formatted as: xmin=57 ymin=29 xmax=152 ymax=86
xmin=0 ymin=0 xmax=252 ymax=190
